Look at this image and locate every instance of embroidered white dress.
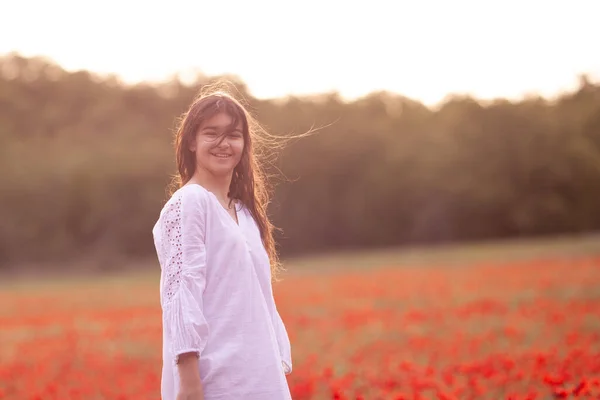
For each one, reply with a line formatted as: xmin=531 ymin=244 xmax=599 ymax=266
xmin=152 ymin=184 xmax=292 ymax=400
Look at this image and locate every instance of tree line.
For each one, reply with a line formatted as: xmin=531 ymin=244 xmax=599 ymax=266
xmin=1 ymin=53 xmax=599 ymax=271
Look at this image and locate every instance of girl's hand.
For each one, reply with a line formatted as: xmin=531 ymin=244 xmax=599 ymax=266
xmin=176 ymin=384 xmax=204 ymax=400
xmin=177 ymin=352 xmax=204 ymax=400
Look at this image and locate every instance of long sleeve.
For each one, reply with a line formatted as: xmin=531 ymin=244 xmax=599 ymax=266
xmin=159 ymin=188 xmax=210 ymax=367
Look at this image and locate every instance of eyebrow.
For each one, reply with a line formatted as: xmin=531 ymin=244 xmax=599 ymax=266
xmin=202 ymin=125 xmax=243 ymax=132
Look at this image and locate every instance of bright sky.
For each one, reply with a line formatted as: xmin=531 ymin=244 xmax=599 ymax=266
xmin=1 ymin=0 xmax=599 ymax=106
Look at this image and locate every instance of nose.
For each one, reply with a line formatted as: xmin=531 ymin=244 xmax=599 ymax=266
xmin=214 ymin=135 xmax=231 ymax=149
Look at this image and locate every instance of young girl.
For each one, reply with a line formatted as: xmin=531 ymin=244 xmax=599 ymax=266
xmin=152 ymin=88 xmax=292 ymax=400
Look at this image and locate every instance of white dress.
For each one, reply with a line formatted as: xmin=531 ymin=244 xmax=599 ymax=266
xmin=152 ymin=184 xmax=292 ymax=400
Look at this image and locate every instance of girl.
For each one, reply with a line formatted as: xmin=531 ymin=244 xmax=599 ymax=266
xmin=152 ymin=88 xmax=292 ymax=400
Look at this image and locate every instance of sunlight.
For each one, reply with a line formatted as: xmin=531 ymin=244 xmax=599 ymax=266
xmin=1 ymin=0 xmax=598 ymax=105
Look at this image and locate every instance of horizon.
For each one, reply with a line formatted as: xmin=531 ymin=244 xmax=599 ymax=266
xmin=2 ymin=0 xmax=599 ymax=106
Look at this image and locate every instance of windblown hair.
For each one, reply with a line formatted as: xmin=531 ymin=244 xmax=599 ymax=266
xmin=169 ymin=83 xmax=286 ymax=279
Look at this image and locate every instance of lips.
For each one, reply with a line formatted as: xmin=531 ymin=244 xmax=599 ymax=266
xmin=211 ymin=153 xmax=232 ymax=158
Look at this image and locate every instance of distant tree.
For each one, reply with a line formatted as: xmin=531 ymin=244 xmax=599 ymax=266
xmin=1 ymin=53 xmax=599 ymax=269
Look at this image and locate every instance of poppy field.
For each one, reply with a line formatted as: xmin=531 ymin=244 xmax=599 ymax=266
xmin=1 ymin=251 xmax=599 ymax=399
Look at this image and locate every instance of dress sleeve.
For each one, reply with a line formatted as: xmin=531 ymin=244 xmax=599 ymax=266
xmin=159 ymin=188 xmax=210 ymax=367
xmin=274 ymin=308 xmax=293 ymax=375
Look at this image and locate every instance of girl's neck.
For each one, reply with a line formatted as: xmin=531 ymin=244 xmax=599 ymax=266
xmin=188 ymin=170 xmax=233 ymax=205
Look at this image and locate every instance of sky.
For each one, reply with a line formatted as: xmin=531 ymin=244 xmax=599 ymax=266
xmin=1 ymin=0 xmax=599 ymax=106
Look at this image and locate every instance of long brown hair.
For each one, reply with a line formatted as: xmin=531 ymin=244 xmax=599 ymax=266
xmin=170 ymin=83 xmax=287 ymax=279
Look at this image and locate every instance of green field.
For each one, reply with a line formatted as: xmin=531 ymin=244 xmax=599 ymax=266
xmin=2 ymin=233 xmax=599 ymax=291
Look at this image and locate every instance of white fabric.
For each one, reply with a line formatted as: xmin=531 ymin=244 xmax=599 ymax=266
xmin=152 ymin=184 xmax=292 ymax=400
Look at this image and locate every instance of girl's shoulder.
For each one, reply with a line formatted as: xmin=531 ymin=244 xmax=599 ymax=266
xmin=175 ymin=183 xmax=210 ymax=200
xmin=174 ymin=183 xmax=212 ymax=202
xmin=159 ymin=184 xmax=211 ymax=218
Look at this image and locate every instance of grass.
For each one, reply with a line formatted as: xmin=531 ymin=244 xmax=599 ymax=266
xmin=285 ymin=232 xmax=600 ymax=271
xmin=2 ymin=232 xmax=599 ymax=292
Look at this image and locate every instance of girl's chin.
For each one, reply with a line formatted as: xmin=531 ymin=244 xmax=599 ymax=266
xmin=208 ymin=164 xmax=236 ymax=176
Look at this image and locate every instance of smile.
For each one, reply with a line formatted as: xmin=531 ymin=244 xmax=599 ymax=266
xmin=211 ymin=153 xmax=232 ymax=158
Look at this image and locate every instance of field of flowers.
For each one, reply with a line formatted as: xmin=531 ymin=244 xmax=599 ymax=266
xmin=1 ymin=254 xmax=599 ymax=399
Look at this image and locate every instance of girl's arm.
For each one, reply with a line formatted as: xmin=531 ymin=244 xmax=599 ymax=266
xmin=160 ymin=188 xmax=210 ymax=398
xmin=177 ymin=353 xmax=204 ymax=400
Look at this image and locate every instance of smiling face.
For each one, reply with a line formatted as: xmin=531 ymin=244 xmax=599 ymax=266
xmin=173 ymin=91 xmax=282 ymax=279
xmin=190 ymin=112 xmax=245 ymax=178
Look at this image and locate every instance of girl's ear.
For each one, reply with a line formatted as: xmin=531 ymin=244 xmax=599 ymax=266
xmin=188 ymin=137 xmax=196 ymax=152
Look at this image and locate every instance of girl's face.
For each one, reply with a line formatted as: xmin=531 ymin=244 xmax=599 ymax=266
xmin=191 ymin=112 xmax=245 ymax=178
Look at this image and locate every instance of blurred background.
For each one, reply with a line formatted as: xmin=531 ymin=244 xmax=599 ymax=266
xmin=0 ymin=0 xmax=599 ymax=275
xmin=2 ymin=1 xmax=600 ymax=399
